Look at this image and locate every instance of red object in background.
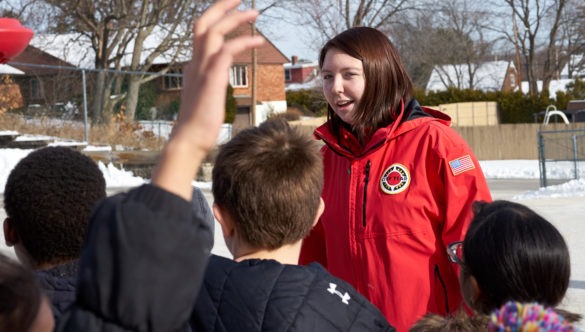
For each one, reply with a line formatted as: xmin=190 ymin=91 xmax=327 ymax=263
xmin=0 ymin=18 xmax=34 ymax=64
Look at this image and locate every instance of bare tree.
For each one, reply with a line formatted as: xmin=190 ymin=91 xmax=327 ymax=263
xmin=120 ymin=0 xmax=210 ymax=121
xmin=391 ymin=0 xmax=496 ymax=89
xmin=497 ymin=0 xmax=568 ymax=97
xmin=30 ymin=0 xmax=209 ymax=123
xmin=283 ymin=0 xmax=419 ymax=47
xmin=559 ymin=0 xmax=585 ymax=78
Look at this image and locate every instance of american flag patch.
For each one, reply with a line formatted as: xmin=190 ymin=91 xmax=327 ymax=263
xmin=449 ymin=155 xmax=475 ymax=176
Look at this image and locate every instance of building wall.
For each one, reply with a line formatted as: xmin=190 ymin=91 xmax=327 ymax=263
xmin=258 ymin=64 xmax=285 ymax=101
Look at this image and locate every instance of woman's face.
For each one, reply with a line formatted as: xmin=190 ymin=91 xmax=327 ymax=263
xmin=321 ymin=48 xmax=365 ymax=125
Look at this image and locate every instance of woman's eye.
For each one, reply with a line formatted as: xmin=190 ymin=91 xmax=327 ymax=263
xmin=322 ymin=74 xmax=332 ymax=80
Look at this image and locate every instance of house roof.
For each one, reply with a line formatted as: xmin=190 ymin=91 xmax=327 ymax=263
xmin=229 ymin=24 xmax=289 ymax=64
xmin=0 ymin=64 xmax=24 ymax=75
xmin=426 ymin=60 xmax=513 ymax=92
xmin=284 ymin=60 xmax=318 ymax=69
xmin=285 ymin=76 xmax=322 ymax=91
xmin=27 ymin=23 xmax=288 ymax=69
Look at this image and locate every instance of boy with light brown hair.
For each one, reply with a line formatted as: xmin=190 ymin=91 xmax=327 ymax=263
xmin=189 ymin=118 xmax=394 ymax=331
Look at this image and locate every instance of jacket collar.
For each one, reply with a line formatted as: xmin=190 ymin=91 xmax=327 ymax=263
xmin=315 ymin=99 xmax=452 ymax=158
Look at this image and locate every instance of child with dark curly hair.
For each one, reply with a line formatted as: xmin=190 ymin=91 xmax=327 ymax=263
xmin=3 ymin=146 xmax=106 ymax=322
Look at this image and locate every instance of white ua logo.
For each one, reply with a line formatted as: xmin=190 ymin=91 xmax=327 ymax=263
xmin=327 ymin=283 xmax=351 ymax=305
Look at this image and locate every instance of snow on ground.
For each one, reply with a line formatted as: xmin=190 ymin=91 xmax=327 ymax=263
xmin=1 ymin=152 xmax=581 ymax=198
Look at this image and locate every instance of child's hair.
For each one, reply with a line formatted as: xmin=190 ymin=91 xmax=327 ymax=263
xmin=4 ymin=146 xmax=107 ymax=266
xmin=212 ymin=118 xmax=323 ymax=249
xmin=319 ymin=26 xmax=413 ymax=139
xmin=0 ymin=253 xmax=43 ymax=331
xmin=409 ymin=310 xmax=489 ymax=332
xmin=462 ymin=200 xmax=570 ymax=313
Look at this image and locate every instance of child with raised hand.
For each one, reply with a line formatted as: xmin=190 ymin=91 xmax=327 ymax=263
xmin=57 ymin=1 xmax=264 ymax=331
xmin=190 ymin=118 xmax=394 ymax=331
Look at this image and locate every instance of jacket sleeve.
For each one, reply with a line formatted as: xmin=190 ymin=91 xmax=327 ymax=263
xmin=299 ymin=218 xmax=328 ymax=267
xmin=438 ymin=132 xmax=492 ymax=274
xmin=58 ymin=184 xmax=213 ymax=332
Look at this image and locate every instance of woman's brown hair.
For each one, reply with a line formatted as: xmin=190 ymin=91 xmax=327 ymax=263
xmin=319 ymin=26 xmax=413 ymax=140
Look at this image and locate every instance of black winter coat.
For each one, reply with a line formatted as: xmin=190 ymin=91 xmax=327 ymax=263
xmin=37 ymin=260 xmax=78 ymax=324
xmin=191 ymin=255 xmax=395 ymax=332
xmin=57 ymin=184 xmax=213 ymax=332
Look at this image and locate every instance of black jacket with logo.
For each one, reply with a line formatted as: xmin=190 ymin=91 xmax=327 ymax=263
xmin=191 ymin=255 xmax=395 ymax=332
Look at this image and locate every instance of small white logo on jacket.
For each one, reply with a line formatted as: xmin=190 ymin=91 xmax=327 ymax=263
xmin=328 ymin=283 xmax=351 ymax=305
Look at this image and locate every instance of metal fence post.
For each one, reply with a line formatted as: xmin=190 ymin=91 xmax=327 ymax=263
xmin=82 ymin=69 xmax=89 ymax=143
xmin=573 ymin=135 xmax=578 ymax=180
xmin=538 ymin=131 xmax=547 ymax=188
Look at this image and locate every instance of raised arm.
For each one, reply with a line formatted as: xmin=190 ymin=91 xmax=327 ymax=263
xmin=58 ymin=1 xmax=263 ymax=331
xmin=152 ymin=0 xmax=264 ymax=201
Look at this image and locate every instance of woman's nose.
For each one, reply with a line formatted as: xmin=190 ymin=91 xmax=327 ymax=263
xmin=331 ymin=76 xmax=343 ymax=94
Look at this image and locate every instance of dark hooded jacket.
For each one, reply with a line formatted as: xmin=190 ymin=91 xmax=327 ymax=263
xmin=191 ymin=254 xmax=395 ymax=332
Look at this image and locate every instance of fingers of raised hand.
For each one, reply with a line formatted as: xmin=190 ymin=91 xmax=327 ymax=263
xmin=191 ymin=0 xmax=259 ymax=80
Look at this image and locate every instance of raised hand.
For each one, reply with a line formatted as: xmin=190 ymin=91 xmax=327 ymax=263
xmin=152 ymin=0 xmax=264 ymax=201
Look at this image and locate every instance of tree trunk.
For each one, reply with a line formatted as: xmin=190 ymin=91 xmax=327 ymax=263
xmin=125 ymin=75 xmax=141 ymax=120
xmin=92 ymin=71 xmax=107 ymax=124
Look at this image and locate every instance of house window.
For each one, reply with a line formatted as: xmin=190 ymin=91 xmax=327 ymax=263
xmin=230 ymin=65 xmax=248 ymax=87
xmin=30 ymin=77 xmax=44 ymax=99
xmin=163 ymin=69 xmax=183 ymax=90
xmin=284 ymin=68 xmax=291 ymax=81
xmin=509 ymin=73 xmax=516 ymax=87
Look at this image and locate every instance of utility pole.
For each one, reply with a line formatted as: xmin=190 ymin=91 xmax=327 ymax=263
xmin=512 ymin=14 xmax=522 ymax=93
xmin=250 ymin=0 xmax=257 ymax=127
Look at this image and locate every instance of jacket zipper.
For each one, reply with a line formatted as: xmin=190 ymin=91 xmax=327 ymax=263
xmin=434 ymin=265 xmax=450 ymax=313
xmin=362 ymin=160 xmax=371 ymax=227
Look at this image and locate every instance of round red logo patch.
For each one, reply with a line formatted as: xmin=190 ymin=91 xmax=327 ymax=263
xmin=380 ymin=163 xmax=410 ymax=194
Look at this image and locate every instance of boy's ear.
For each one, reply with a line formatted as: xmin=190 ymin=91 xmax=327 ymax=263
xmin=213 ymin=204 xmax=234 ymax=238
xmin=312 ymin=198 xmax=325 ymax=228
xmin=3 ymin=217 xmax=18 ymax=247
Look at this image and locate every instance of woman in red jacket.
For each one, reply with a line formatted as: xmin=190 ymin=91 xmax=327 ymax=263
xmin=299 ymin=26 xmax=492 ymax=332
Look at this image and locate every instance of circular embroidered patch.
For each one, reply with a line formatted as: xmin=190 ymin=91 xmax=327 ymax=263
xmin=380 ymin=163 xmax=410 ymax=194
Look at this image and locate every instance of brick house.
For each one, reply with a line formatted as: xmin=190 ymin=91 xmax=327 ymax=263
xmin=10 ymin=45 xmax=83 ymax=111
xmin=284 ymin=55 xmax=318 ymax=84
xmin=226 ymin=24 xmax=289 ymax=130
xmin=154 ymin=24 xmax=290 ymax=130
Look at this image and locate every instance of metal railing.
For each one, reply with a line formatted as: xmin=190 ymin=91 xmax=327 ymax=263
xmin=538 ymin=128 xmax=585 ymax=187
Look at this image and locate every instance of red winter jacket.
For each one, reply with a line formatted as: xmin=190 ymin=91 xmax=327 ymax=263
xmin=300 ymin=100 xmax=492 ymax=332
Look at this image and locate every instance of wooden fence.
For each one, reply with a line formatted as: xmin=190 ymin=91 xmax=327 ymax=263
xmin=293 ymin=122 xmax=585 ymax=160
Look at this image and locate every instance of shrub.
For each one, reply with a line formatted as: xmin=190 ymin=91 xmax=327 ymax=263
xmin=286 ymin=88 xmax=327 ymax=116
xmin=225 ymin=85 xmax=237 ymax=123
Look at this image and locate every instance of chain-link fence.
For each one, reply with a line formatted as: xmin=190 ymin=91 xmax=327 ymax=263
xmin=538 ymin=128 xmax=585 ymax=187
